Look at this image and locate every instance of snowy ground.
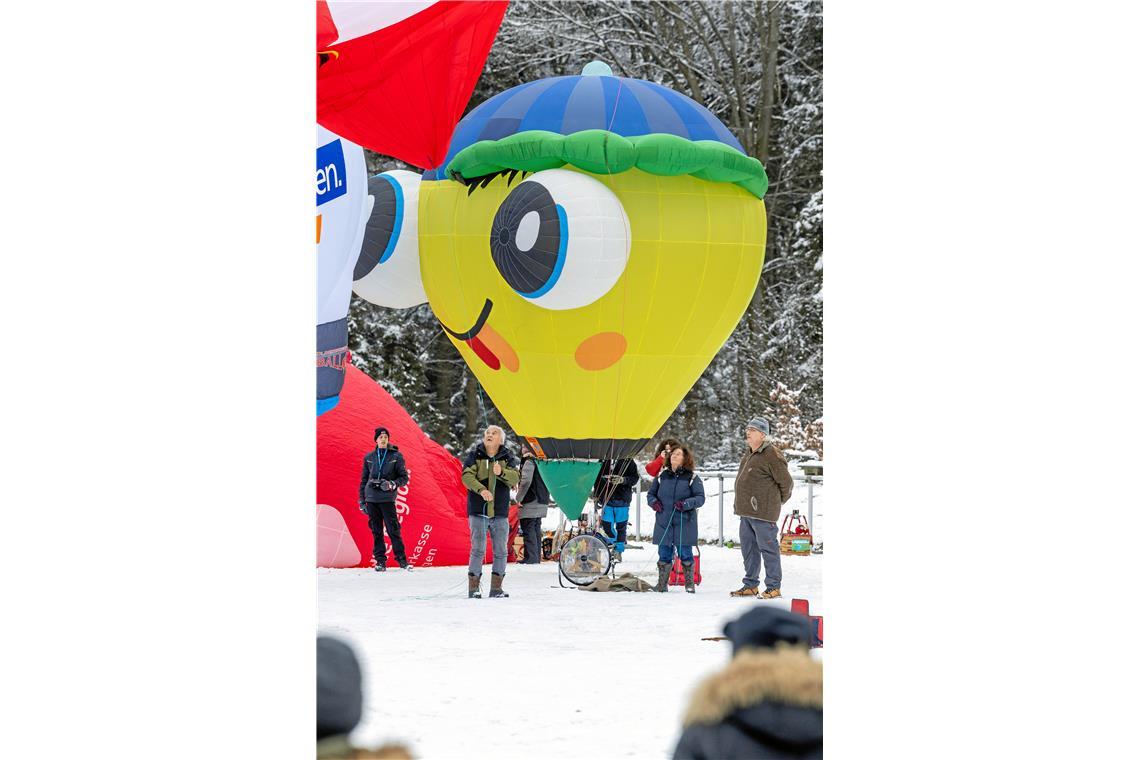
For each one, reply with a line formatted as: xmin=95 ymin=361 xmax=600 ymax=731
xmin=318 ymin=544 xmax=823 ymax=759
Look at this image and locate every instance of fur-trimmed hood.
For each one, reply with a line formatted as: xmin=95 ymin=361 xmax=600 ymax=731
xmin=682 ymin=644 xmax=822 ymax=752
xmin=316 ymin=735 xmax=413 ymax=759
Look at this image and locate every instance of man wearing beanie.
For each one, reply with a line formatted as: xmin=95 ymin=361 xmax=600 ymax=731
xmin=358 ymin=426 xmax=411 ymax=571
xmin=730 ymin=417 xmax=793 ymax=599
xmin=672 ymin=608 xmax=822 ymax=759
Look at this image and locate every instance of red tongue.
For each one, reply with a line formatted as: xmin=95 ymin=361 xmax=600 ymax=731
xmin=466 ymin=336 xmax=500 ymax=370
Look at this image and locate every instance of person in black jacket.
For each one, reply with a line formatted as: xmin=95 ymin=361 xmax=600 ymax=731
xmin=460 ymin=425 xmax=520 ymax=598
xmin=515 ymin=446 xmax=552 ymax=564
xmin=317 ymin=635 xmax=413 ymax=758
xmin=357 ymin=426 xmax=410 ymax=571
xmin=672 ymin=607 xmax=822 ymax=760
xmin=592 ymin=458 xmax=639 ymax=562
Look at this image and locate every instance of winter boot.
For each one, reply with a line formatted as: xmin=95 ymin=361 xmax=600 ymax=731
xmin=489 ymin=572 xmax=509 ymax=598
xmin=682 ymin=561 xmax=696 ymax=593
xmin=373 ymin=559 xmax=386 ymax=573
xmin=468 ymin=573 xmax=482 ymax=599
xmin=730 ymin=585 xmax=760 ymax=597
xmin=399 ymin=562 xmax=412 ymax=571
xmin=759 ymin=587 xmax=782 ymax=600
xmin=655 ymin=562 xmax=671 ymax=593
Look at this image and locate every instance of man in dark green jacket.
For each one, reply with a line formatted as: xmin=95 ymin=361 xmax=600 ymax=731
xmin=730 ymin=418 xmax=794 ymax=599
xmin=461 ymin=425 xmax=520 ymax=598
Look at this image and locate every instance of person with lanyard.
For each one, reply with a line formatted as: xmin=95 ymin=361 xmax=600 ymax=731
xmin=647 ymin=443 xmax=705 ymax=593
xmin=357 ymin=426 xmax=411 ymax=571
xmin=460 ymin=425 xmax=520 ymax=598
xmin=591 ymin=457 xmax=639 ymax=562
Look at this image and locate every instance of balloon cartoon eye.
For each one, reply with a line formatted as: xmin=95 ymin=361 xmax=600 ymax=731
xmin=489 ymin=169 xmax=631 ymax=310
xmin=353 ymin=170 xmax=428 ymax=309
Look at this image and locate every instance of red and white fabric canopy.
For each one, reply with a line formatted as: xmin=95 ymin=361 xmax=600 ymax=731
xmin=317 ymin=0 xmax=508 ymax=169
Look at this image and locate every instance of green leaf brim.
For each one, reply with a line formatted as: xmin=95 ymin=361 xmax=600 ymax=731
xmin=443 ymin=129 xmax=768 ymax=200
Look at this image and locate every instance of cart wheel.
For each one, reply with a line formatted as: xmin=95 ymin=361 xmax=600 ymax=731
xmin=558 ymin=534 xmax=613 ymax=586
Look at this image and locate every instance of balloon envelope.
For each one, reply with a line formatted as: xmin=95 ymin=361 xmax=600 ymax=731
xmin=317 ymin=365 xmax=472 ymax=568
xmin=317 ymin=125 xmax=370 ymax=415
xmin=317 ymin=0 xmax=508 ymax=169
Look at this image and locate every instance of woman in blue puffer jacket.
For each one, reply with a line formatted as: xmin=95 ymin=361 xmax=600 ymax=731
xmin=647 ymin=444 xmax=705 ymax=593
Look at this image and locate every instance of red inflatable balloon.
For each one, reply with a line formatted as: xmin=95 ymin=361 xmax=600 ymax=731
xmin=317 ymin=364 xmax=473 ymax=568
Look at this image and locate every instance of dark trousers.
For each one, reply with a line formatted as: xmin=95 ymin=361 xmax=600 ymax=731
xmin=366 ymin=501 xmax=407 ymax=565
xmin=519 ymin=517 xmax=543 ymax=563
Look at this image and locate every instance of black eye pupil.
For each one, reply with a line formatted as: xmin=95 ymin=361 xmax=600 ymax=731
xmin=355 ymin=175 xmax=399 ymax=281
xmin=489 ymin=182 xmax=563 ymax=296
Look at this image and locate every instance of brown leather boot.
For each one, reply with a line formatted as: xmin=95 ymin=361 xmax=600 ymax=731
xmin=489 ymin=572 xmax=509 ymax=598
xmin=655 ymin=562 xmax=671 ymax=592
xmin=682 ymin=561 xmax=696 ymax=593
xmin=468 ymin=573 xmax=481 ymax=599
xmin=730 ymin=585 xmax=760 ymax=597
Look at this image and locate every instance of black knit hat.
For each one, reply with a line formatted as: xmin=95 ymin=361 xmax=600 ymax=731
xmin=316 ymin=636 xmax=363 ymax=739
xmin=373 ymin=426 xmax=390 ymax=441
xmin=724 ymin=607 xmax=813 ymax=655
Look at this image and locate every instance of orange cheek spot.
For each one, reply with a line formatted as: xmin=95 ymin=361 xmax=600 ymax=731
xmin=575 ymin=332 xmax=627 ymax=371
xmin=480 ymin=323 xmax=520 ymax=373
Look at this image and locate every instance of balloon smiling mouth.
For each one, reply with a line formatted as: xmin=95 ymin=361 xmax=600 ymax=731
xmin=440 ymin=299 xmax=519 ymax=372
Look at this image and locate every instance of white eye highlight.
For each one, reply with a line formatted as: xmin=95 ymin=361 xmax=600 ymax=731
xmin=516 ymin=211 xmax=541 ymax=252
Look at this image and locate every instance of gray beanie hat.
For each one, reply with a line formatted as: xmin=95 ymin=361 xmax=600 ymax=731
xmin=724 ymin=607 xmax=812 ymax=655
xmin=746 ymin=417 xmax=770 ymax=435
xmin=317 ymin=636 xmax=363 ymax=740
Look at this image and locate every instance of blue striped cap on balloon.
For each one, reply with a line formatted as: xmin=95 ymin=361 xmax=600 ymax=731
xmin=423 ymin=63 xmax=745 ymax=180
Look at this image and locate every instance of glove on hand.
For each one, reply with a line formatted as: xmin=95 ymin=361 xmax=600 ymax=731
xmin=380 ymin=479 xmax=394 ymax=491
xmin=673 ymin=500 xmax=686 ymax=511
xmin=650 ymin=502 xmax=664 ymax=513
xmin=359 ymin=503 xmax=368 ymax=515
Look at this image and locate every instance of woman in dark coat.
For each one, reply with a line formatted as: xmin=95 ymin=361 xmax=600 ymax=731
xmin=647 ymin=444 xmax=704 ymax=593
xmin=357 ymin=426 xmax=410 ymax=571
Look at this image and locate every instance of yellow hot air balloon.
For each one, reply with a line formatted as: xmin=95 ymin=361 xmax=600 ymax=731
xmin=354 ymin=63 xmax=768 ymax=515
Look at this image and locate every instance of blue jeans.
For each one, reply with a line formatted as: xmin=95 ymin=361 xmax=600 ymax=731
xmin=740 ymin=517 xmax=781 ymax=590
xmin=658 ymin=543 xmax=694 ymax=564
xmin=468 ymin=515 xmax=509 ymax=576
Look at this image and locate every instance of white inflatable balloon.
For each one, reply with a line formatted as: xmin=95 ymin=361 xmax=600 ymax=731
xmin=316 ymin=124 xmax=371 ymax=415
xmin=353 ymin=170 xmax=428 ymax=309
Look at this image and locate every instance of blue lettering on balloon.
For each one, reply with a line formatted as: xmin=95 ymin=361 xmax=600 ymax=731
xmin=316 ymin=140 xmax=348 ymax=206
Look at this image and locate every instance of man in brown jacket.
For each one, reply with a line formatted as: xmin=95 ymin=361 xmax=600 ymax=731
xmin=730 ymin=417 xmax=794 ymax=599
